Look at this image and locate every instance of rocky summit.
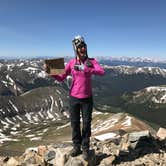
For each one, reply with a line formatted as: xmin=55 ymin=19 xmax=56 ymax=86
xmin=0 ymin=128 xmax=166 ymax=166
xmin=1 ymin=58 xmax=166 ymax=165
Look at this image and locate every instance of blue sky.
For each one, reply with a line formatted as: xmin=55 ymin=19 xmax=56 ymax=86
xmin=0 ymin=0 xmax=165 ymax=59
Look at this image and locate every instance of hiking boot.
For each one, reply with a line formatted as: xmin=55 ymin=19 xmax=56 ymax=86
xmin=82 ymin=149 xmax=89 ymax=161
xmin=69 ymin=146 xmax=82 ymax=157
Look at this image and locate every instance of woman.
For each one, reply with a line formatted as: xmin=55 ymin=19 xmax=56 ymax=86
xmin=50 ymin=36 xmax=105 ymax=160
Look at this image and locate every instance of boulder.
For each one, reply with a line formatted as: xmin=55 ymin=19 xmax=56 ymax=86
xmin=38 ymin=145 xmax=48 ymax=157
xmin=19 ymin=149 xmax=44 ymax=165
xmin=128 ymin=130 xmax=150 ymax=142
xmin=99 ymin=155 xmax=115 ymax=166
xmin=4 ymin=157 xmax=19 ymax=166
xmin=44 ymin=150 xmax=56 ymax=165
xmin=157 ymin=127 xmax=166 ymax=140
xmin=55 ymin=147 xmax=71 ymax=166
xmin=128 ymin=130 xmax=153 ymax=150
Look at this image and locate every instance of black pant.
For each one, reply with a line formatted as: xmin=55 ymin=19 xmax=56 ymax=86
xmin=69 ymin=95 xmax=93 ymax=150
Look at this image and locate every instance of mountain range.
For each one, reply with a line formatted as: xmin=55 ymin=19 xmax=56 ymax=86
xmin=97 ymin=56 xmax=166 ymax=68
xmin=0 ymin=57 xmax=166 ymax=155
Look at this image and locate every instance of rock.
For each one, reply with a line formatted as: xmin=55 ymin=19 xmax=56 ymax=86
xmin=65 ymin=157 xmax=85 ymax=166
xmin=2 ymin=130 xmax=166 ymax=166
xmin=127 ymin=130 xmax=157 ymax=150
xmin=24 ymin=147 xmax=38 ymax=154
xmin=102 ymin=142 xmax=120 ymax=156
xmin=44 ymin=150 xmax=56 ymax=165
xmin=119 ymin=134 xmax=130 ymax=153
xmin=38 ymin=145 xmax=48 ymax=157
xmin=120 ymin=142 xmax=130 ymax=153
xmin=55 ymin=147 xmax=71 ymax=166
xmin=4 ymin=157 xmax=19 ymax=166
xmin=91 ymin=138 xmax=103 ymax=153
xmin=133 ymin=159 xmax=145 ymax=166
xmin=99 ymin=155 xmax=115 ymax=166
xmin=0 ymin=157 xmax=6 ymax=165
xmin=157 ymin=127 xmax=166 ymax=140
xmin=20 ymin=150 xmax=44 ymax=165
xmin=128 ymin=130 xmax=150 ymax=143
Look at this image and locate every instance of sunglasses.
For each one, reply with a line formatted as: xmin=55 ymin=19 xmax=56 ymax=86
xmin=77 ymin=43 xmax=87 ymax=49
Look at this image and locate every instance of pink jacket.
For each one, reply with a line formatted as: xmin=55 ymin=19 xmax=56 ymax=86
xmin=52 ymin=58 xmax=105 ymax=99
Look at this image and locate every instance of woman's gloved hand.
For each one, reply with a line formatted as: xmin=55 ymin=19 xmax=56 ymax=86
xmin=86 ymin=59 xmax=93 ymax=68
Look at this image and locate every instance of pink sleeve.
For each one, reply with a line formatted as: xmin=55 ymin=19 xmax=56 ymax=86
xmin=85 ymin=59 xmax=105 ymax=76
xmin=51 ymin=61 xmax=71 ymax=82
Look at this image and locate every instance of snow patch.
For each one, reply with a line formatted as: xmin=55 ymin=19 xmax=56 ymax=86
xmin=25 ymin=113 xmax=33 ymax=122
xmin=94 ymin=132 xmax=118 ymax=141
xmin=59 ymin=97 xmax=64 ymax=107
xmin=25 ymin=134 xmax=36 ymax=138
xmin=5 ymin=117 xmax=15 ymax=124
xmin=38 ymin=71 xmax=47 ymax=78
xmin=56 ymin=89 xmax=61 ymax=94
xmin=23 ymin=67 xmax=38 ymax=73
xmin=9 ymin=100 xmax=19 ymax=113
xmin=1 ymin=120 xmax=9 ymax=129
xmin=56 ymin=122 xmax=70 ymax=130
xmin=122 ymin=116 xmax=132 ymax=127
xmin=2 ymin=80 xmax=8 ymax=87
xmin=10 ymin=131 xmax=19 ymax=135
xmin=30 ymin=137 xmax=42 ymax=141
xmin=92 ymin=118 xmax=118 ymax=133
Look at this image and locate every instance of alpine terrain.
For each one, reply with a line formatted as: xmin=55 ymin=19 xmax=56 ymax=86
xmin=0 ymin=57 xmax=166 ymax=165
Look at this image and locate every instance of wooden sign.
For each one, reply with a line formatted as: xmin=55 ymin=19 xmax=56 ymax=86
xmin=45 ymin=58 xmax=65 ymax=75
